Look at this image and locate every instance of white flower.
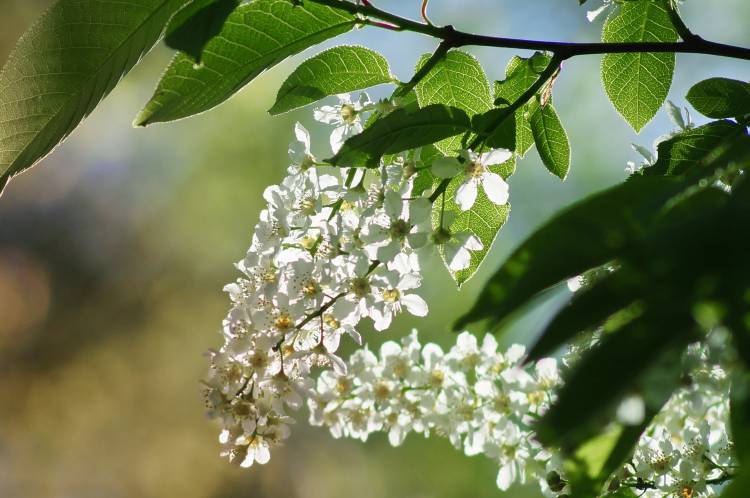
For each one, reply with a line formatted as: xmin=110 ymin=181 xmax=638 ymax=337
xmin=432 ymin=149 xmax=512 ymax=210
xmin=370 ymin=272 xmax=428 ymax=330
xmin=361 ymin=189 xmax=431 ymax=262
xmin=288 ymin=122 xmax=316 ymax=172
xmin=432 ymin=223 xmax=484 ymax=271
xmin=314 ymin=93 xmax=371 ymax=153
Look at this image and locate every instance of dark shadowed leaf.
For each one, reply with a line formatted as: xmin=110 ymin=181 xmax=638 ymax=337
xmin=687 ymin=77 xmax=750 ymax=119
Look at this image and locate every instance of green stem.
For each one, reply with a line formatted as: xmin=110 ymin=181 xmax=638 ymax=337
xmin=469 ymin=54 xmax=563 ymax=150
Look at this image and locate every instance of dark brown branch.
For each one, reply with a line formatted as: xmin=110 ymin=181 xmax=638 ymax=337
xmin=300 ymin=0 xmax=750 ymax=61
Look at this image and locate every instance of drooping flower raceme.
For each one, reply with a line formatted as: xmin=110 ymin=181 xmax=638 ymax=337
xmin=202 ymin=96 xmax=445 ymax=469
xmin=204 ymin=94 xmax=735 ymax=497
xmin=308 ymin=330 xmax=563 ymax=492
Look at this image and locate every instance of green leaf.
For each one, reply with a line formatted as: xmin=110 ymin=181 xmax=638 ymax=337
xmin=135 ymin=0 xmax=357 ymax=126
xmin=527 ymin=271 xmax=641 ymax=361
xmin=537 ymin=308 xmax=693 ymax=449
xmin=270 ymin=45 xmax=393 ymax=115
xmin=645 ymin=120 xmax=744 ymax=176
xmin=328 ymin=105 xmax=473 ymax=168
xmin=731 ymin=373 xmax=750 ymax=465
xmin=0 ymin=0 xmax=190 ymax=193
xmin=530 ymin=103 xmax=571 ymax=179
xmin=455 ymin=131 xmax=750 ymax=332
xmin=433 ymin=160 xmax=515 ymax=286
xmin=472 ymin=108 xmax=516 ymax=151
xmin=601 ymin=0 xmax=678 ymax=132
xmin=164 ymin=0 xmax=239 ymax=63
xmin=686 ymin=77 xmax=750 ymax=119
xmin=494 ymin=52 xmax=552 ymax=157
xmin=720 ymin=471 xmax=750 ymax=498
xmin=413 ymin=50 xmax=493 ymax=155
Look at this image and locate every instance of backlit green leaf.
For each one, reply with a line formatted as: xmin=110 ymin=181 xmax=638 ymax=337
xmin=433 ymin=160 xmax=515 ymax=286
xmin=414 ymin=50 xmax=492 ymax=155
xmin=328 ymin=105 xmax=472 ymax=168
xmin=601 ymin=0 xmax=678 ymax=132
xmin=645 ymin=120 xmax=745 ymax=176
xmin=494 ymin=52 xmax=552 ymax=157
xmin=135 ymin=0 xmax=357 ymax=126
xmin=270 ymin=46 xmax=393 ymax=115
xmin=0 ymin=0 xmax=190 ymax=193
xmin=530 ymin=103 xmax=571 ymax=179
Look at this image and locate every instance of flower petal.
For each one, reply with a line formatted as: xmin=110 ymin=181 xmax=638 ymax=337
xmin=402 ymin=293 xmax=428 ymax=317
xmin=330 ymin=126 xmax=347 ymax=153
xmin=408 ymin=197 xmax=431 ymax=224
xmin=455 ymin=181 xmax=478 ymax=211
xmin=481 ymin=148 xmax=512 ymax=165
xmin=431 ymin=157 xmax=462 ymax=178
xmin=481 ymin=172 xmax=509 ymax=205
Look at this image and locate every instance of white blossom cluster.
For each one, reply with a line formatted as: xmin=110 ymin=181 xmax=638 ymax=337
xmin=202 ymin=92 xmax=736 ymax=498
xmin=612 ymin=333 xmax=736 ymax=498
xmin=308 ymin=330 xmax=565 ymax=493
xmin=201 ymin=93 xmax=512 ymax=469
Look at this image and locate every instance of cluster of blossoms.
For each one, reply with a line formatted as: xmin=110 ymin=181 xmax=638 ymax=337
xmin=613 ymin=332 xmax=735 ymax=498
xmin=203 ymin=92 xmax=736 ymax=497
xmin=308 ymin=330 xmax=565 ymax=493
xmin=201 ymin=93 xmax=512 ymax=469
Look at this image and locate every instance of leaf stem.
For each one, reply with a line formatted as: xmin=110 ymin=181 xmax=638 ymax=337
xmin=469 ymin=54 xmax=564 ymax=150
xmin=665 ymin=2 xmax=700 ymax=43
xmin=393 ymin=39 xmax=453 ymax=98
xmin=300 ymin=0 xmax=750 ymax=61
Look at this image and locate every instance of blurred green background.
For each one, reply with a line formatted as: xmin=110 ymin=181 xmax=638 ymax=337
xmin=0 ymin=1 xmax=748 ymax=497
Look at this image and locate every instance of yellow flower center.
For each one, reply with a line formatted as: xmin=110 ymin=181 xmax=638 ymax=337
xmin=340 ymin=104 xmax=357 ymax=123
xmin=274 ymin=312 xmax=293 ymax=331
xmin=351 ymin=277 xmax=371 ymax=298
xmin=383 ymin=288 xmax=401 ymax=302
xmin=464 ymin=160 xmax=484 ymax=178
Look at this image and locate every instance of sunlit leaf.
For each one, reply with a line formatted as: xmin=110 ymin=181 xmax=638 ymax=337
xmin=414 ymin=50 xmax=492 ymax=155
xmin=530 ymin=103 xmax=571 ymax=179
xmin=432 ymin=159 xmax=515 ymax=286
xmin=645 ymin=120 xmax=745 ymax=176
xmin=601 ymin=0 xmax=678 ymax=132
xmin=135 ymin=0 xmax=357 ymax=125
xmin=0 ymin=0 xmax=190 ymax=193
xmin=328 ymin=105 xmax=472 ymax=168
xmin=494 ymin=52 xmax=552 ymax=157
xmin=270 ymin=46 xmax=393 ymax=115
